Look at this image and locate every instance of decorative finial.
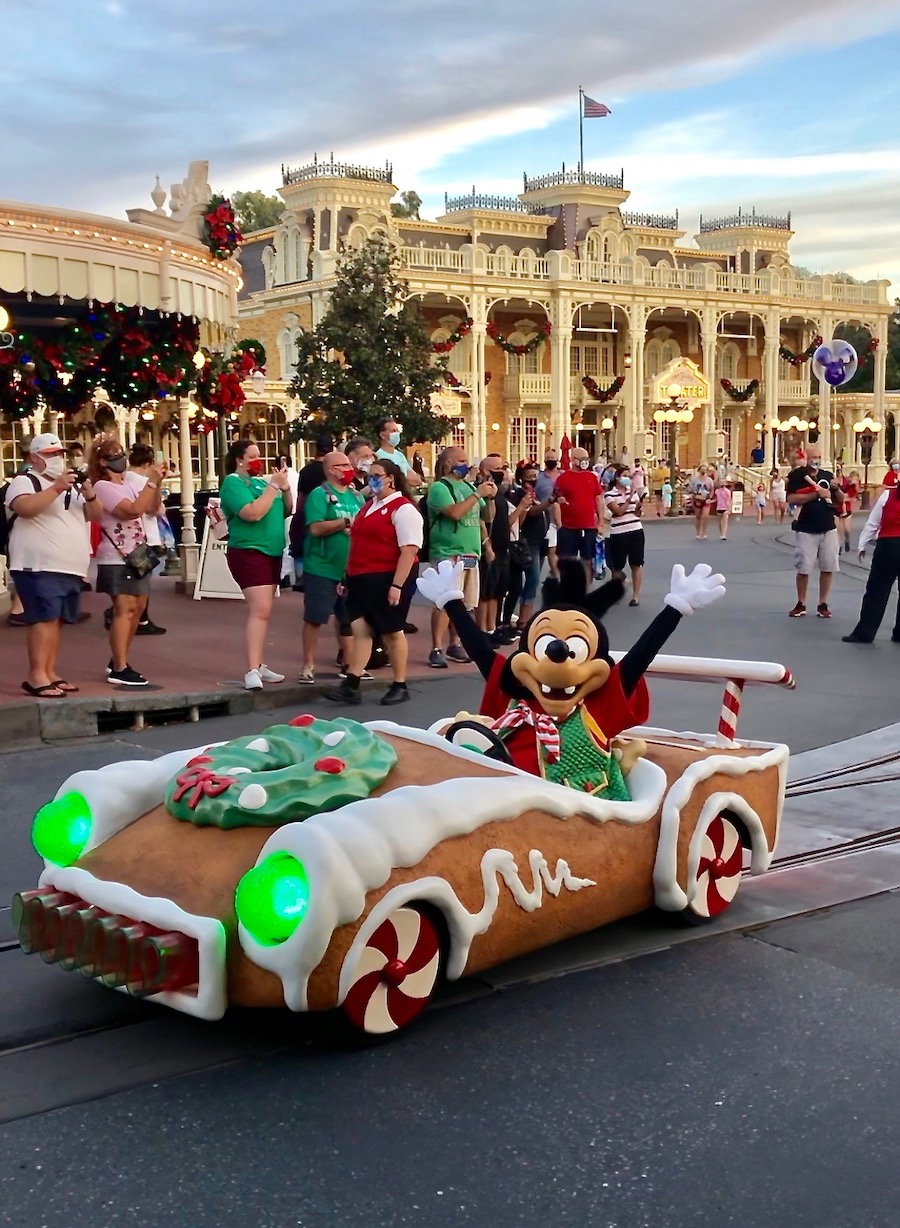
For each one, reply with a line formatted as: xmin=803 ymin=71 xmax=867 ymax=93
xmin=151 ymin=175 xmax=167 ymax=214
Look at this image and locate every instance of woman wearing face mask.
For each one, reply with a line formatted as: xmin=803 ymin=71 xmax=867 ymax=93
xmin=604 ymin=465 xmax=645 ymax=606
xmin=883 ymin=459 xmax=900 ymax=489
xmin=842 ymin=479 xmax=900 ymax=644
xmin=325 ymin=459 xmax=422 ymax=706
xmin=836 ymin=466 xmax=859 ymax=553
xmin=688 ymin=464 xmax=715 ymax=539
xmin=90 ymin=437 xmax=166 ymax=688
xmin=220 ymin=440 xmax=292 ymax=690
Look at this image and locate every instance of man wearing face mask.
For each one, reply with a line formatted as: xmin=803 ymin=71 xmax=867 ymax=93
xmin=375 ymin=418 xmax=423 ymax=490
xmin=426 ymin=446 xmax=496 ymax=667
xmin=882 ymin=459 xmax=900 ymax=489
xmin=535 ymin=450 xmax=559 ymax=503
xmin=345 ymin=437 xmax=375 ymax=494
xmin=551 ymin=446 xmax=604 ymax=584
xmin=785 ymin=443 xmax=843 ymax=618
xmin=477 ymin=453 xmax=513 ymax=644
xmin=6 ymin=433 xmax=103 ymax=697
xmin=299 ymin=452 xmax=364 ymax=685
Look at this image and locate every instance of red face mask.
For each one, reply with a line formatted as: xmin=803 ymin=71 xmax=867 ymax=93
xmin=246 ymin=458 xmax=264 ymax=477
xmin=338 ymin=468 xmax=355 ymax=485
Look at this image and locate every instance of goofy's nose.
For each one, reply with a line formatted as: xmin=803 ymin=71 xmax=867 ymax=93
xmin=545 ymin=638 xmax=571 ymax=664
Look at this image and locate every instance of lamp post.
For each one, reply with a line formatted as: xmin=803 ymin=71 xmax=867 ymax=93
xmin=653 ymin=382 xmax=693 ymax=516
xmin=831 ymin=420 xmax=841 ymax=470
xmin=853 ymin=416 xmax=882 ymax=508
xmin=601 ymin=415 xmax=614 ymax=462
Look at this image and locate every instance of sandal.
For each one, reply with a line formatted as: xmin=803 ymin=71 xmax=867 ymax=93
xmin=50 ymin=679 xmax=79 ymax=693
xmin=21 ymin=681 xmax=67 ymax=698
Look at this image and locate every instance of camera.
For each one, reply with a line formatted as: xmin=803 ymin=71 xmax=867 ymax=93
xmin=71 ymin=465 xmax=89 ymax=486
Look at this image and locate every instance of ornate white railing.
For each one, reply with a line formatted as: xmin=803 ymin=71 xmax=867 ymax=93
xmin=503 ymin=373 xmax=552 ymax=401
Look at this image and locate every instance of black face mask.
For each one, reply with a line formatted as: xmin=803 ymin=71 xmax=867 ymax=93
xmin=544 ymin=460 xmax=557 ymax=470
xmin=490 ymin=470 xmax=505 ymax=485
xmin=105 ymin=456 xmax=128 ymax=474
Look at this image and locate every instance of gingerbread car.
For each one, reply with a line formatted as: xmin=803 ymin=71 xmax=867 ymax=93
xmin=12 ymin=656 xmax=792 ymax=1038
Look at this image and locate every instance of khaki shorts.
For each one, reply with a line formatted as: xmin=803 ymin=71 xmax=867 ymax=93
xmin=430 ymin=556 xmax=480 ymax=610
xmin=794 ymin=529 xmax=839 ymax=574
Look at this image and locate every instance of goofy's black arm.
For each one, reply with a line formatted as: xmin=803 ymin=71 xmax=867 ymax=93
xmin=618 ymin=606 xmax=682 ymax=697
xmin=443 ymin=599 xmax=498 ymax=680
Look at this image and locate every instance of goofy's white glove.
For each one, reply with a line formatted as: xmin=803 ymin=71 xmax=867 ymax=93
xmin=664 ymin=563 xmax=726 ymax=616
xmin=416 ymin=559 xmax=466 ymax=609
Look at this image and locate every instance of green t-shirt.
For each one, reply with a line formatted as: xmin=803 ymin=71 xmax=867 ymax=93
xmin=303 ymin=483 xmax=363 ymax=580
xmin=219 ymin=473 xmax=286 ymax=557
xmin=427 ymin=477 xmax=483 ymax=561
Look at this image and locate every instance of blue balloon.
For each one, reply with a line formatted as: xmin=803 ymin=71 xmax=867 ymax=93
xmin=824 ymin=361 xmax=846 ymax=387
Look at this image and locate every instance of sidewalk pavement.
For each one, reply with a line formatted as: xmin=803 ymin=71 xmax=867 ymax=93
xmin=0 ymin=578 xmax=477 ymax=742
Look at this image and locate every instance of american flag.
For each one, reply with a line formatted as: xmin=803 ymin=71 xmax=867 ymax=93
xmin=583 ymin=95 xmax=611 ymax=118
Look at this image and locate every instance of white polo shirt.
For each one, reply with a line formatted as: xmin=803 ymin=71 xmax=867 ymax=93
xmin=6 ymin=473 xmax=91 ymax=578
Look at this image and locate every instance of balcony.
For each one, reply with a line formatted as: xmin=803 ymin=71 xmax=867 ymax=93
xmin=503 ymin=373 xmax=551 ymax=403
xmin=395 ymin=245 xmax=888 ymax=306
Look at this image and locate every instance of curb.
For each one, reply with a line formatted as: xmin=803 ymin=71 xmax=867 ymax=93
xmin=2 ymin=671 xmax=470 ymax=748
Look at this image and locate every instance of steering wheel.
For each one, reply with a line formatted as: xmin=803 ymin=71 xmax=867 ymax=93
xmin=443 ymin=720 xmax=513 ymax=765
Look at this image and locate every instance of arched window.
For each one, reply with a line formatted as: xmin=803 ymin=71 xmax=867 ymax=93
xmin=718 ymin=341 xmax=740 ymax=380
xmin=277 ymin=327 xmax=301 ymax=380
xmin=645 ymin=339 xmax=663 ymax=379
xmin=661 ymin=339 xmax=681 ymax=367
xmin=505 ymin=338 xmax=540 ymax=375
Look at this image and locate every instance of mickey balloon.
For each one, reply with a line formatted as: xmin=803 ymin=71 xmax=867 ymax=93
xmin=812 ymin=339 xmax=858 ymax=389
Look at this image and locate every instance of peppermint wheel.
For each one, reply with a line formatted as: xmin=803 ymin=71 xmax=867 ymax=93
xmin=687 ymin=813 xmax=744 ymax=920
xmin=341 ymin=906 xmax=442 ymax=1036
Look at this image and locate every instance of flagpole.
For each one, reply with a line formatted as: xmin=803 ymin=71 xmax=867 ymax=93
xmin=578 ymin=87 xmax=584 ymax=175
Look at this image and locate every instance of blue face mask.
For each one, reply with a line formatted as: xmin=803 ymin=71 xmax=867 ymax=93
xmin=620 ymin=475 xmax=632 ymax=489
xmin=388 ymin=431 xmax=401 ymax=447
xmin=452 ymin=463 xmax=470 ymax=479
xmin=369 ymin=476 xmax=384 ymax=495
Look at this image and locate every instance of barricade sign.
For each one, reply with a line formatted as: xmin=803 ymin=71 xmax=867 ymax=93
xmin=193 ymin=499 xmax=243 ymax=600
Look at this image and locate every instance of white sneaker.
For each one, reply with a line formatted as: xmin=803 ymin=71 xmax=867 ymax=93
xmin=244 ymin=669 xmax=263 ymax=690
xmin=298 ymin=668 xmax=316 ymax=685
xmin=258 ymin=664 xmax=285 ymax=683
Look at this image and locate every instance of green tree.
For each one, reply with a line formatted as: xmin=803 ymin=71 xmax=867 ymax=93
xmin=288 ymin=237 xmax=448 ymax=444
xmin=232 ymin=190 xmax=283 ymax=232
xmin=390 ymin=190 xmax=422 ymax=219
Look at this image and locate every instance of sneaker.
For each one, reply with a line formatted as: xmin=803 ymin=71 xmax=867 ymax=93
xmin=816 ymin=604 xmax=832 ymax=619
xmin=367 ymin=646 xmax=390 ymax=670
xmin=788 ymin=603 xmax=807 ymax=618
xmin=258 ymin=664 xmax=285 ymax=683
xmin=6 ymin=613 xmax=28 ymax=627
xmin=628 ymin=599 xmax=640 ymax=607
xmin=446 ymin=645 xmax=471 ymax=664
xmin=136 ymin=620 xmax=167 ymax=636
xmin=339 ymin=668 xmax=374 ymax=681
xmin=244 ymin=669 xmax=263 ymax=690
xmin=297 ymin=667 xmax=316 ymax=685
xmin=428 ymin=648 xmax=448 ymax=669
xmin=380 ymin=682 xmax=410 ymax=706
xmin=842 ymin=634 xmax=872 ymax=643
xmin=108 ymin=666 xmax=150 ymax=688
xmin=322 ymin=681 xmax=361 ymax=705
xmin=403 ymin=622 xmax=418 ymax=635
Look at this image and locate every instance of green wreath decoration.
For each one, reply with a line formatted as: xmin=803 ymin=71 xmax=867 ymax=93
xmin=202 ymin=195 xmax=243 ymax=261
xmin=720 ymin=378 xmax=759 ymax=402
xmin=581 ymin=374 xmax=625 ymax=402
xmin=487 ymin=319 xmax=552 ymax=355
xmin=779 ymin=335 xmax=821 ymax=367
xmin=432 ymin=318 xmax=473 ymax=354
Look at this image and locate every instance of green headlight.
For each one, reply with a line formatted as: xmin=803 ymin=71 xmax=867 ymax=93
xmin=32 ymin=791 xmax=93 ymax=866
xmin=235 ymin=852 xmax=310 ymax=946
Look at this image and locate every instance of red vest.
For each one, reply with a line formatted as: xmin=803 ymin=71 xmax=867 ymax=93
xmin=879 ymin=490 xmax=900 ymax=539
xmin=346 ymin=496 xmax=418 ymax=576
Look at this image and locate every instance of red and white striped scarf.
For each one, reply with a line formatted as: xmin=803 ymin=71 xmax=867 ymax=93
xmin=492 ymin=702 xmax=561 ymax=763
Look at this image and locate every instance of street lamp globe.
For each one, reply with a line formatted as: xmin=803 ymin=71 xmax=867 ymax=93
xmin=664 ymin=408 xmax=678 ymax=423
xmin=753 ymin=421 xmax=763 ymax=432
xmin=653 ymin=409 xmax=666 ymax=423
xmin=682 ymin=409 xmax=694 ymax=424
xmin=601 ymin=417 xmax=614 ymax=431
xmin=667 ymin=382 xmax=682 ymax=399
xmin=0 ymin=305 xmax=9 ymax=332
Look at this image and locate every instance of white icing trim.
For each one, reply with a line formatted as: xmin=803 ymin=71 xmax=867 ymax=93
xmin=46 ymin=742 xmax=219 ymax=862
xmin=652 ymin=744 xmax=789 ymax=912
xmin=38 ymin=865 xmax=227 ymax=1021
xmin=609 ymin=652 xmax=791 ymax=687
xmin=238 ymin=730 xmax=668 ymax=1011
xmin=337 ymin=848 xmax=596 ymax=1000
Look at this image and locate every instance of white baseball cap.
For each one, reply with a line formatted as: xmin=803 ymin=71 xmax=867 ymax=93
xmin=29 ymin=433 xmax=65 ymax=454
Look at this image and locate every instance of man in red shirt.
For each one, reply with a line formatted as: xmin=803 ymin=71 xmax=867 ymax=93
xmin=552 ymin=446 xmax=604 ymax=582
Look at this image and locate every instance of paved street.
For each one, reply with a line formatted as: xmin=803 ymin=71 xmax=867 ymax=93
xmin=2 ymin=513 xmax=900 ymax=1227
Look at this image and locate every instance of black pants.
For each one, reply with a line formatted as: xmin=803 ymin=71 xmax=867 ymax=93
xmin=501 ymin=564 xmax=524 ymax=625
xmin=849 ymin=538 xmax=900 ymax=642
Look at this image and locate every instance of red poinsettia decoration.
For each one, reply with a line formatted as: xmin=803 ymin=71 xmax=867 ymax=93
xmin=582 ymin=374 xmax=626 ymax=403
xmin=202 ymin=195 xmax=243 ymax=261
xmin=432 ymin=317 xmax=473 ymax=354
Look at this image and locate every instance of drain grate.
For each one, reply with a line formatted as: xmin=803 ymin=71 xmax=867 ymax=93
xmin=97 ymin=699 xmax=232 ymax=734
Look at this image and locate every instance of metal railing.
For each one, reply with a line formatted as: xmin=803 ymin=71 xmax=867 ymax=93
xmin=524 ymin=168 xmax=624 ymax=191
xmin=621 ymin=210 xmax=679 ymax=230
xmin=281 ymin=154 xmax=393 ymax=186
xmin=699 ymin=208 xmax=792 ymax=233
xmin=443 ymin=190 xmax=537 ymax=214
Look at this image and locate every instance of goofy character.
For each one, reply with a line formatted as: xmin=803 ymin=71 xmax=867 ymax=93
xmin=417 ymin=559 xmax=725 ymax=800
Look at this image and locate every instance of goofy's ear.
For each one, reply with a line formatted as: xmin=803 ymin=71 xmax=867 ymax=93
xmin=583 ymin=577 xmax=626 ymax=619
xmin=541 ymin=557 xmax=586 ymax=608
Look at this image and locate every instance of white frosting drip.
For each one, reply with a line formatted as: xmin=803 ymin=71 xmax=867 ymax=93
xmin=238 ymin=784 xmax=268 ymax=811
xmin=220 ymin=766 xmax=251 ymax=775
xmin=322 ymin=731 xmax=346 ymax=747
xmin=37 ymin=865 xmax=227 ymax=1020
xmin=238 ymin=723 xmax=667 ymax=1011
xmin=652 ymin=742 xmax=789 ymax=911
xmin=245 ymin=738 xmax=270 ymax=753
xmin=338 ymin=848 xmax=596 ymax=1001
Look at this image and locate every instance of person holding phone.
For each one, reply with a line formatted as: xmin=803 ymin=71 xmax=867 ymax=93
xmin=220 ymin=440 xmax=293 ymax=689
xmin=426 ymin=445 xmax=496 ymax=668
xmin=101 ymin=443 xmax=168 ymax=637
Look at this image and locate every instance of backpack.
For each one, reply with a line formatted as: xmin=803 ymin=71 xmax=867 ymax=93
xmin=0 ymin=472 xmax=40 ymax=557
xmin=418 ymin=478 xmax=458 ymax=561
xmin=288 ymin=490 xmax=309 ymax=558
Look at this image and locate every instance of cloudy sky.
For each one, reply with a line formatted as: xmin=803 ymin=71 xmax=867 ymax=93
xmin=4 ymin=0 xmax=899 ymax=293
